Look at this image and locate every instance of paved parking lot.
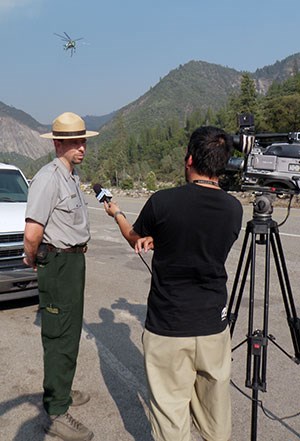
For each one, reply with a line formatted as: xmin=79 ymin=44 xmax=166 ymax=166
xmin=1 ymin=193 xmax=300 ymax=441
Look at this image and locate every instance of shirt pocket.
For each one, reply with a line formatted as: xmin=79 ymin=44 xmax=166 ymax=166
xmin=57 ymin=193 xmax=84 ymax=225
xmin=66 ymin=195 xmax=82 ymax=211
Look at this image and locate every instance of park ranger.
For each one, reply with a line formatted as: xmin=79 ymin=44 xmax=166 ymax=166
xmin=24 ymin=112 xmax=98 ymax=441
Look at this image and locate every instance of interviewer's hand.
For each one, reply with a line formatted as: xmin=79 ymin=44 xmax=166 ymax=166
xmin=135 ymin=236 xmax=154 ymax=253
xmin=104 ymin=201 xmax=120 ymax=217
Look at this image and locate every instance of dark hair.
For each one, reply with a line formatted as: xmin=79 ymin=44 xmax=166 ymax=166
xmin=185 ymin=126 xmax=233 ymax=177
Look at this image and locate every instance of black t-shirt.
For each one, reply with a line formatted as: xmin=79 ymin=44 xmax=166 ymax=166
xmin=133 ymin=183 xmax=243 ymax=337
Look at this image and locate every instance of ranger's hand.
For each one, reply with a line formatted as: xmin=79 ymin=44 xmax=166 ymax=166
xmin=23 ymin=255 xmax=37 ymax=271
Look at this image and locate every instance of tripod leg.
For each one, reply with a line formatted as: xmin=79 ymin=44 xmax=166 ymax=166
xmin=260 ymin=229 xmax=271 ymax=389
xmin=228 ymin=228 xmax=252 ymax=337
xmin=251 ymin=359 xmax=259 ymax=441
xmin=250 ymin=330 xmax=266 ymax=441
xmin=245 ymin=226 xmax=271 ymax=441
xmin=270 ymin=229 xmax=300 ymax=361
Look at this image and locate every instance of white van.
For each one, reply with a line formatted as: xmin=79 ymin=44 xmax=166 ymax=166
xmin=0 ymin=163 xmax=38 ymax=301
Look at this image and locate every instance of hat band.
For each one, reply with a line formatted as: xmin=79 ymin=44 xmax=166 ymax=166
xmin=52 ymin=129 xmax=86 ymax=137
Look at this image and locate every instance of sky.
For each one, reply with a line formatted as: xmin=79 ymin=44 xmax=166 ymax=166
xmin=1 ymin=0 xmax=300 ymax=124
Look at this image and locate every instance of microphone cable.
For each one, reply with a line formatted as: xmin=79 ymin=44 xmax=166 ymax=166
xmin=230 ymin=378 xmax=300 ymax=437
xmin=137 ymin=252 xmax=152 ymax=275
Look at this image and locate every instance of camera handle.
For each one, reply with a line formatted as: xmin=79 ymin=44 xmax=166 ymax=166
xmin=227 ymin=197 xmax=300 ymax=441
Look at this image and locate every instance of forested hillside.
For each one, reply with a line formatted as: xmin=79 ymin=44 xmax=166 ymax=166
xmin=96 ymin=61 xmax=241 ymax=143
xmin=78 ymin=71 xmax=300 ymax=190
xmin=2 ymin=53 xmax=300 ymax=184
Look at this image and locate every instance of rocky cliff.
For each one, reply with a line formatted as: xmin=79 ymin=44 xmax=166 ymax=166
xmin=0 ymin=116 xmax=53 ymax=160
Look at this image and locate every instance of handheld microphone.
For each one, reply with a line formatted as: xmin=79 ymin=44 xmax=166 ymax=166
xmin=93 ymin=183 xmax=113 ymax=203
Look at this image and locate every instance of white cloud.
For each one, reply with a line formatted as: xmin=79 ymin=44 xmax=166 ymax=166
xmin=0 ymin=0 xmax=39 ymax=14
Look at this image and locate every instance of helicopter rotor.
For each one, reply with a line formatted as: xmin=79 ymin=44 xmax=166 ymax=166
xmin=54 ymin=33 xmax=69 ymax=42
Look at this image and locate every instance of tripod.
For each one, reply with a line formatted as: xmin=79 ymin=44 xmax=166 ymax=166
xmin=227 ymin=192 xmax=300 ymax=441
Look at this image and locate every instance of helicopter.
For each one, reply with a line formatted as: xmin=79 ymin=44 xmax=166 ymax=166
xmin=54 ymin=32 xmax=83 ymax=56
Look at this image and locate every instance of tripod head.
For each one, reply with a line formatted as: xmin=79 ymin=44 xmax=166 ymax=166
xmin=252 ymin=192 xmax=276 ymax=221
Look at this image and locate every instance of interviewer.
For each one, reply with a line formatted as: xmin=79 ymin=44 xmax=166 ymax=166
xmin=105 ymin=126 xmax=243 ymax=441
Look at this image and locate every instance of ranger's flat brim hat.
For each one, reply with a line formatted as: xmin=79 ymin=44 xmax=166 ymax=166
xmin=40 ymin=112 xmax=99 ymax=139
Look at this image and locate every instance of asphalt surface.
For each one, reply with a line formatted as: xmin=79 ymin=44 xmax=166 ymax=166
xmin=1 ymin=193 xmax=300 ymax=441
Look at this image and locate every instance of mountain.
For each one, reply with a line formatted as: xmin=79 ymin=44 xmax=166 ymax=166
xmin=97 ymin=53 xmax=300 ymax=142
xmin=96 ymin=61 xmax=242 ymax=142
xmin=2 ymin=52 xmax=300 ymax=161
xmin=0 ymin=101 xmax=53 ymax=160
xmin=0 ymin=101 xmax=50 ymax=132
xmin=0 ymin=102 xmax=116 ymax=163
xmin=83 ymin=112 xmax=116 ymax=131
xmin=253 ymin=53 xmax=300 ymax=94
xmin=0 ymin=104 xmax=117 ymax=175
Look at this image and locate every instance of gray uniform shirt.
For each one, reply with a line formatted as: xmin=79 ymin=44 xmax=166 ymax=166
xmin=25 ymin=158 xmax=90 ymax=248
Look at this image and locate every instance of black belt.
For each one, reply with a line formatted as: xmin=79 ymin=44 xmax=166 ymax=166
xmin=44 ymin=243 xmax=88 ymax=254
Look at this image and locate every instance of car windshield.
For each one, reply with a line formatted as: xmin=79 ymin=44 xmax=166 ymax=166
xmin=0 ymin=169 xmax=28 ymax=202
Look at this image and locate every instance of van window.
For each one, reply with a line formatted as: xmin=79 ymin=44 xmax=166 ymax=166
xmin=0 ymin=170 xmax=28 ymax=202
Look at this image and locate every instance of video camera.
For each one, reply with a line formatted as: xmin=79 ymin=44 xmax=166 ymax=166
xmin=225 ymin=113 xmax=300 ymax=195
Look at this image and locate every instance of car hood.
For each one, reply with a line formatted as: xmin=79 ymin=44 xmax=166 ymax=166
xmin=0 ymin=202 xmax=27 ymax=233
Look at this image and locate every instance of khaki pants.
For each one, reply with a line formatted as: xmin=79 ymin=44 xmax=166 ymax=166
xmin=143 ymin=327 xmax=231 ymax=441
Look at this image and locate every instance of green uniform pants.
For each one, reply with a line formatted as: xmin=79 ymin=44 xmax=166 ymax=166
xmin=37 ymin=251 xmax=86 ymax=415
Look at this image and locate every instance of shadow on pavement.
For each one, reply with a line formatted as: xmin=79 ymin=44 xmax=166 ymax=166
xmin=111 ymin=297 xmax=147 ymax=327
xmin=85 ymin=306 xmax=153 ymax=441
xmin=0 ymin=393 xmax=47 ymax=441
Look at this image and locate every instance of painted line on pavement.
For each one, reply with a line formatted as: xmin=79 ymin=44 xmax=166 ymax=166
xmin=241 ymin=226 xmax=300 ymax=238
xmin=89 ymin=206 xmax=138 ymax=217
xmin=82 ymin=322 xmax=148 ymax=398
xmin=90 ymin=206 xmax=300 ymax=238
